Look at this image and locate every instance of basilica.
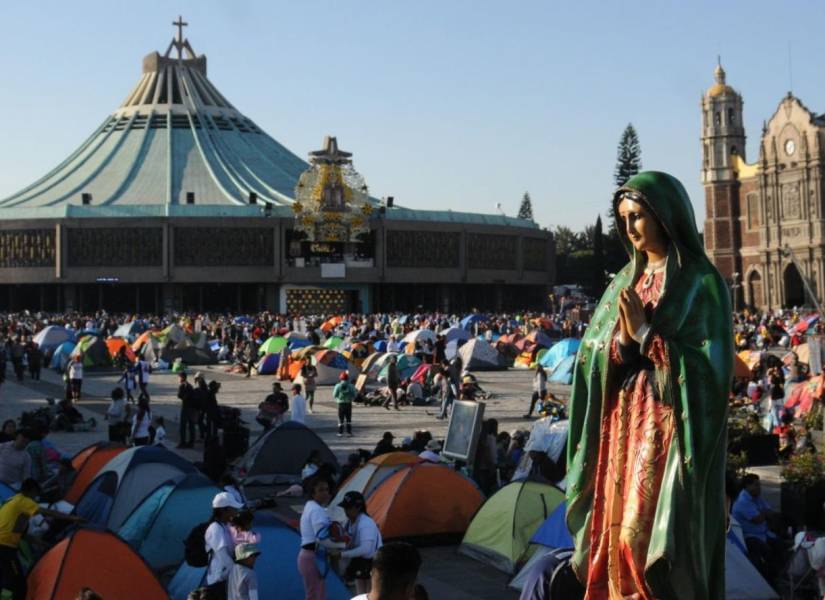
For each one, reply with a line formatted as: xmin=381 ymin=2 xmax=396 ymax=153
xmin=703 ymin=60 xmax=825 ymax=310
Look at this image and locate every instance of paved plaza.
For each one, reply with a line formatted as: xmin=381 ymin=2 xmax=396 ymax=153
xmin=0 ymin=365 xmax=572 ymax=599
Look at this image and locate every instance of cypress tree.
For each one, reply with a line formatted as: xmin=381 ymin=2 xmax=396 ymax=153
xmin=517 ymin=192 xmax=534 ymax=220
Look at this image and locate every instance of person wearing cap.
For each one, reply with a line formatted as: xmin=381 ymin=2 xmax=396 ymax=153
xmin=205 ymin=491 xmax=244 ymax=595
xmin=418 ymin=439 xmax=441 ymax=463
xmin=228 ymin=542 xmax=260 ymax=600
xmin=298 ymin=477 xmax=334 ymax=600
xmin=334 ymin=491 xmax=382 ymax=595
xmin=333 ymin=372 xmax=357 ymax=438
xmin=289 ymin=383 xmax=307 ymax=425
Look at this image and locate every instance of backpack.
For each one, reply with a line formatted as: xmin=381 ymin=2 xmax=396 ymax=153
xmin=184 ymin=521 xmax=212 ymax=567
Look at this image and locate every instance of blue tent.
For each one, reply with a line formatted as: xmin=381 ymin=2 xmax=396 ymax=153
xmin=75 ymin=446 xmax=196 ymax=531
xmin=118 ymin=473 xmax=218 ymax=572
xmin=441 ymin=327 xmax=471 ymax=344
xmin=530 ymin=501 xmax=574 ymax=549
xmin=33 ymin=326 xmax=74 ymax=353
xmin=548 ymin=355 xmax=576 ymax=384
xmin=460 ymin=314 xmax=487 ymax=330
xmin=50 ymin=341 xmax=76 ymax=371
xmin=256 ymin=353 xmax=280 ymax=375
xmin=167 ymin=512 xmax=351 ymax=600
xmin=539 ymin=338 xmax=581 ymax=371
xmin=288 ymin=338 xmax=311 ymax=350
xmin=373 ymin=340 xmax=388 ymax=352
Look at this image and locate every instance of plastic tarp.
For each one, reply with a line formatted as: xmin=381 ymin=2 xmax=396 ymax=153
xmin=539 ymin=338 xmax=581 ymax=370
xmin=167 ymin=512 xmax=351 ymax=600
xmin=459 ymin=339 xmax=507 ymax=371
xmin=238 ymin=421 xmax=339 ymax=485
xmin=459 ymin=480 xmax=565 ymax=573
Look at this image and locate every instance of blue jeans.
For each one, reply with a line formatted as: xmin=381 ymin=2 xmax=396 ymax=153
xmin=439 ymin=391 xmax=454 ymax=419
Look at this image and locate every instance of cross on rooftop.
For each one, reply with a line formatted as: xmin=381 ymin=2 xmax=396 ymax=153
xmin=172 ymin=16 xmax=188 ymax=59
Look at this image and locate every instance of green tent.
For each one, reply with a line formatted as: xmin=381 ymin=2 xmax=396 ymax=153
xmin=258 ymin=336 xmax=288 ymax=355
xmin=458 ymin=479 xmax=564 ymax=573
xmin=71 ymin=335 xmax=111 ymax=368
xmin=324 ymin=336 xmax=343 ymax=349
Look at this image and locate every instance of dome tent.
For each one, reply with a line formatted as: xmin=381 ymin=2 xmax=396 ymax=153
xmin=459 ymin=479 xmax=565 ymax=573
xmin=328 ymin=452 xmax=421 ymax=522
xmin=64 ymin=442 xmax=127 ymax=505
xmin=367 ymin=463 xmax=483 ymax=541
xmin=27 ymin=529 xmax=168 ymax=600
xmin=238 ymin=421 xmax=338 ymax=485
xmin=74 ymin=445 xmax=196 ymax=530
xmin=118 ymin=472 xmax=219 ymax=571
xmin=255 ymin=352 xmax=279 ymax=375
xmin=33 ymin=326 xmax=74 ymax=353
xmin=458 ymin=339 xmax=507 ymax=371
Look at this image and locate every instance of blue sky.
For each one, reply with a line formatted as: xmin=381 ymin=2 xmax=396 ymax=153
xmin=1 ymin=1 xmax=823 ymax=231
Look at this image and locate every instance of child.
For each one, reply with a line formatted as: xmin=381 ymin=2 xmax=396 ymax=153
xmin=229 ymin=510 xmax=261 ymax=545
xmin=227 ymin=543 xmax=260 ymax=600
xmin=152 ymin=416 xmax=166 ymax=446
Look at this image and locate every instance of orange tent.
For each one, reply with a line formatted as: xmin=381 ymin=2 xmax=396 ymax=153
xmin=367 ymin=463 xmax=484 ymax=540
xmin=105 ymin=337 xmax=137 ymax=362
xmin=320 ymin=316 xmax=343 ymax=333
xmin=65 ymin=442 xmax=127 ymax=505
xmin=131 ymin=330 xmax=154 ymax=352
xmin=27 ymin=529 xmax=168 ymax=600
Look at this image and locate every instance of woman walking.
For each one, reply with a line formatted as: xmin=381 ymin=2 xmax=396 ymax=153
xmin=298 ymin=477 xmax=333 ymax=600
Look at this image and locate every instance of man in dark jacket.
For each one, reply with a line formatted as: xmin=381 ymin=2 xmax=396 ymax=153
xmin=382 ymin=356 xmax=401 ymax=410
xmin=191 ymin=373 xmax=211 ymax=441
xmin=176 ymin=373 xmax=195 ymax=448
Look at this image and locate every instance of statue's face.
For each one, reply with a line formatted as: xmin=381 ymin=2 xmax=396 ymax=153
xmin=617 ymin=198 xmax=667 ymax=256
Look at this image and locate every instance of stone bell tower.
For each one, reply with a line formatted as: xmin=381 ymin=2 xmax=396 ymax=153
xmin=702 ymin=58 xmax=745 ymax=280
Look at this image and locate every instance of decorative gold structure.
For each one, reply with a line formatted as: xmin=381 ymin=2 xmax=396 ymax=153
xmin=292 ymin=136 xmax=372 ymax=242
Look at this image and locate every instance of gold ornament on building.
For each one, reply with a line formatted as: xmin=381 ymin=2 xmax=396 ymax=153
xmin=293 ymin=136 xmax=372 ymax=241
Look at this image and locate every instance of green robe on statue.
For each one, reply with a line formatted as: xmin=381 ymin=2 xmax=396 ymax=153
xmin=566 ymin=171 xmax=733 ymax=599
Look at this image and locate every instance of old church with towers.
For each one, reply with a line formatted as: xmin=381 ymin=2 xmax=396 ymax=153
xmin=702 ymin=60 xmax=825 ymax=310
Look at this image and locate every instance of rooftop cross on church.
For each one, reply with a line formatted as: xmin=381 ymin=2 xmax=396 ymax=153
xmin=173 ymin=16 xmax=188 ymax=59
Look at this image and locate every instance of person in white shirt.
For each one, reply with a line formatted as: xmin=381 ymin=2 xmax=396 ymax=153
xmin=386 ymin=336 xmax=400 ymax=354
xmin=349 ymin=542 xmax=422 ymax=600
xmin=228 ymin=542 xmax=260 ymax=600
xmin=152 ymin=417 xmax=166 ymax=445
xmin=206 ymin=492 xmax=243 ymax=593
xmin=418 ymin=439 xmax=442 ymax=463
xmin=137 ymin=359 xmax=151 ymax=397
xmin=130 ymin=395 xmax=152 ymax=446
xmin=335 ymin=491 xmax=382 ymax=596
xmin=298 ymin=478 xmax=333 ymax=600
xmin=290 ymin=383 xmax=307 ymax=424
xmin=67 ymin=356 xmax=83 ymax=402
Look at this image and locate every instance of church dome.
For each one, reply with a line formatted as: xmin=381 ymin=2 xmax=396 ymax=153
xmin=707 ymin=60 xmax=735 ymax=98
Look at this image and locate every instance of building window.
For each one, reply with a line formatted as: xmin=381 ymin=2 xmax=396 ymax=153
xmin=714 ymin=112 xmax=721 ymax=126
xmin=727 ymin=108 xmax=735 ymax=125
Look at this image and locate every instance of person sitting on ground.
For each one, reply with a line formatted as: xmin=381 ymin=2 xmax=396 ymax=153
xmin=350 ymin=541 xmax=422 ymax=600
xmin=372 ymin=432 xmax=396 ymax=458
xmin=0 ymin=430 xmax=32 ymax=488
xmin=228 ymin=542 xmax=261 ymax=600
xmin=0 ymin=479 xmax=83 ymax=598
xmin=256 ymin=383 xmax=287 ymax=431
xmin=333 ymin=491 xmax=382 ymax=596
xmin=731 ymin=473 xmax=783 ymax=584
xmin=418 ymin=439 xmax=441 ymax=463
xmin=408 ymin=430 xmax=432 ymax=454
xmin=301 ymin=450 xmax=324 ymax=483
xmin=205 ymin=492 xmax=244 ymax=596
xmin=153 ymin=416 xmax=167 ymax=445
xmin=230 ymin=510 xmax=261 ymax=546
xmin=405 ymin=378 xmax=425 ymax=405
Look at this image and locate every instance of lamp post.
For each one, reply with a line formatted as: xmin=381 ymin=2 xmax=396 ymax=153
xmin=730 ymin=272 xmax=741 ymax=311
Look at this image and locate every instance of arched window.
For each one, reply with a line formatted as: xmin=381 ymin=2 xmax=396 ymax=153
xmin=727 ymin=108 xmax=735 ymax=125
xmin=730 ymin=146 xmax=738 ymax=156
xmin=714 ymin=112 xmax=721 ymax=126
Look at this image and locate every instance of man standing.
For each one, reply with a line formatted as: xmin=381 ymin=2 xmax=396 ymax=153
xmin=382 ymin=356 xmax=400 ymax=411
xmin=290 ymin=383 xmax=307 ymax=425
xmin=137 ymin=357 xmax=151 ymax=397
xmin=333 ymin=372 xmax=356 ymax=437
xmin=24 ymin=339 xmax=40 ymax=381
xmin=176 ymin=373 xmax=196 ymax=449
xmin=192 ymin=373 xmax=210 ymax=441
xmin=0 ymin=431 xmax=31 ymax=488
xmin=67 ymin=355 xmax=83 ymax=403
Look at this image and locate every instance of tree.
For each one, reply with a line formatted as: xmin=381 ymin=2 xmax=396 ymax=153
xmin=614 ymin=124 xmax=642 ymax=189
xmin=518 ymin=192 xmax=534 ymax=220
xmin=554 ymin=226 xmax=587 ymax=256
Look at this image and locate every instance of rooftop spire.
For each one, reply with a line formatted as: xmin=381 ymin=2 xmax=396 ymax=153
xmin=714 ymin=56 xmax=726 ymax=85
xmin=164 ymin=15 xmax=197 ymax=60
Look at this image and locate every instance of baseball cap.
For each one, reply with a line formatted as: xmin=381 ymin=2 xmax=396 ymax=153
xmin=212 ymin=492 xmax=244 ymax=509
xmin=235 ymin=543 xmax=261 ymax=561
xmin=338 ymin=491 xmax=366 ymax=509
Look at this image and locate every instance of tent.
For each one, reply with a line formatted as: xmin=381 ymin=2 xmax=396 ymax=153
xmin=238 ymin=421 xmax=339 ymax=485
xmin=373 ymin=340 xmax=388 ymax=352
xmin=105 ymin=337 xmax=137 ymax=363
xmin=515 ymin=331 xmax=555 ymax=353
xmin=548 ymin=355 xmax=576 ymax=384
xmin=27 ymin=528 xmax=168 ymax=600
xmin=460 ymin=314 xmax=487 ymax=330
xmin=74 ymin=445 xmax=196 ymax=530
xmin=441 ymin=327 xmax=471 ymax=345
xmin=539 ymin=338 xmax=581 ymax=371
xmin=410 ymin=363 xmax=437 ymax=385
xmin=113 ymin=321 xmax=146 ymax=342
xmin=324 ymin=336 xmax=344 ymax=349
xmin=167 ymin=512 xmax=351 ymax=600
xmin=343 ymin=342 xmax=371 ymax=367
xmin=255 ymin=352 xmax=280 ymax=375
xmin=258 ymin=336 xmax=287 ymax=355
xmin=312 ymin=349 xmax=353 ymax=384
xmin=131 ymin=330 xmax=159 ymax=352
xmin=50 ymin=341 xmax=76 ymax=371
xmin=368 ymin=463 xmax=483 ymax=540
xmin=320 ymin=316 xmax=343 ymax=333
xmin=118 ymin=473 xmax=219 ymax=571
xmin=403 ymin=329 xmax=436 ymax=345
xmin=33 ymin=326 xmax=73 ymax=353
xmin=71 ymin=335 xmax=110 ymax=368
xmin=361 ymin=352 xmax=387 ymax=376
xmin=65 ymin=442 xmax=128 ymax=505
xmin=378 ymin=354 xmax=422 ymax=382
xmin=160 ymin=324 xmax=187 ymax=345
xmin=459 ymin=479 xmax=565 ymax=573
xmin=459 ymin=339 xmax=507 ymax=371
xmin=329 ymin=452 xmax=421 ymax=522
